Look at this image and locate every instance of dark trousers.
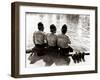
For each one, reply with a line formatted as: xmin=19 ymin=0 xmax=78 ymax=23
xmin=59 ymin=46 xmax=73 ymax=56
xmin=33 ymin=44 xmax=46 ymax=56
xmin=47 ymin=46 xmax=58 ymax=56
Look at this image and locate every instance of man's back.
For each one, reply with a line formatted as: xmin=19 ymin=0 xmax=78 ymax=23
xmin=46 ymin=33 xmax=57 ymax=47
xmin=57 ymin=34 xmax=71 ymax=48
xmin=33 ymin=31 xmax=46 ymax=45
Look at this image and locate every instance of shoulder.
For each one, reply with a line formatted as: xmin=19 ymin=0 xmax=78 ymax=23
xmin=42 ymin=31 xmax=45 ymax=34
xmin=65 ymin=34 xmax=69 ymax=38
xmin=65 ymin=35 xmax=70 ymax=39
xmin=34 ymin=31 xmax=39 ymax=34
xmin=37 ymin=31 xmax=45 ymax=35
xmin=33 ymin=31 xmax=37 ymax=35
xmin=54 ymin=34 xmax=57 ymax=38
xmin=46 ymin=33 xmax=50 ymax=36
xmin=57 ymin=34 xmax=61 ymax=37
xmin=46 ymin=33 xmax=51 ymax=38
xmin=41 ymin=32 xmax=46 ymax=36
xmin=57 ymin=34 xmax=63 ymax=38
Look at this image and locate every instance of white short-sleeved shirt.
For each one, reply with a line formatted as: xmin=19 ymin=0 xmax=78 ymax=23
xmin=57 ymin=34 xmax=71 ymax=48
xmin=46 ymin=33 xmax=57 ymax=47
xmin=33 ymin=31 xmax=46 ymax=45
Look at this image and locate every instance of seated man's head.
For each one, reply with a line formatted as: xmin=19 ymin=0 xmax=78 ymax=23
xmin=38 ymin=22 xmax=44 ymax=31
xmin=61 ymin=24 xmax=67 ymax=34
xmin=50 ymin=24 xmax=56 ymax=34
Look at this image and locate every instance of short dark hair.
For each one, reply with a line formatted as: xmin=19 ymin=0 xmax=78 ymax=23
xmin=50 ymin=24 xmax=56 ymax=33
xmin=38 ymin=22 xmax=44 ymax=31
xmin=62 ymin=24 xmax=67 ymax=34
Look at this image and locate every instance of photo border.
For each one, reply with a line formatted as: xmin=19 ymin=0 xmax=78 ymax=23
xmin=11 ymin=2 xmax=98 ymax=78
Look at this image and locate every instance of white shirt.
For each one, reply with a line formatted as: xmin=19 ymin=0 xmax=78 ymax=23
xmin=57 ymin=34 xmax=71 ymax=48
xmin=33 ymin=31 xmax=46 ymax=45
xmin=46 ymin=33 xmax=57 ymax=47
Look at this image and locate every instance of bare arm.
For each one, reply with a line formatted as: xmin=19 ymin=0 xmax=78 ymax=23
xmin=67 ymin=36 xmax=71 ymax=44
xmin=44 ymin=34 xmax=47 ymax=44
xmin=33 ymin=32 xmax=35 ymax=44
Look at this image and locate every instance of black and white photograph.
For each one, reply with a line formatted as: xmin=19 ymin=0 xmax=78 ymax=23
xmin=26 ymin=13 xmax=90 ymax=67
xmin=11 ymin=2 xmax=97 ymax=78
